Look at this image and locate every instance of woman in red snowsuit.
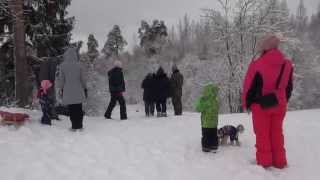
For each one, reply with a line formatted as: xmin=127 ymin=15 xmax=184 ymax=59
xmin=242 ymin=35 xmax=293 ymax=169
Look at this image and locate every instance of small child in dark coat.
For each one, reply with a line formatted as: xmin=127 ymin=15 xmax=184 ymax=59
xmin=38 ymin=80 xmax=54 ymax=125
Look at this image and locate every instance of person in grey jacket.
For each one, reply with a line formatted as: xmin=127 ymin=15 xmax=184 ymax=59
xmin=58 ymin=47 xmax=87 ymax=131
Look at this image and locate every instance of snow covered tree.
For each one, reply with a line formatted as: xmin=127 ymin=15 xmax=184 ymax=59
xmin=102 ymin=25 xmax=127 ymax=58
xmin=138 ymin=19 xmax=168 ymax=56
xmin=295 ymin=0 xmax=308 ymax=34
xmin=178 ymin=14 xmax=192 ymax=58
xmin=0 ymin=0 xmax=15 ymax=104
xmin=0 ymin=0 xmax=74 ymax=106
xmin=87 ymin=34 xmax=99 ymax=62
xmin=0 ymin=0 xmax=32 ymax=106
xmin=28 ymin=0 xmax=74 ymax=58
xmin=202 ymin=0 xmax=293 ymax=113
xmin=309 ymin=4 xmax=320 ymax=48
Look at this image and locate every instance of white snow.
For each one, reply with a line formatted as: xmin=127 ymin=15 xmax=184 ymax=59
xmin=0 ymin=106 xmax=319 ymax=180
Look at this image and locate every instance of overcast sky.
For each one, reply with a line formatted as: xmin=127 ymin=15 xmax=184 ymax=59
xmin=68 ymin=0 xmax=319 ymax=52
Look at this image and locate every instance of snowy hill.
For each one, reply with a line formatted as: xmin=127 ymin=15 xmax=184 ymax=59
xmin=0 ymin=106 xmax=319 ymax=180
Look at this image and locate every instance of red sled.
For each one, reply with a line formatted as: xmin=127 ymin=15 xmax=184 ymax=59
xmin=0 ymin=111 xmax=29 ymax=127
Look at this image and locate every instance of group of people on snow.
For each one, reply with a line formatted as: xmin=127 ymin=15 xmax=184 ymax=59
xmin=141 ymin=65 xmax=183 ymax=117
xmin=36 ymin=47 xmax=184 ymax=129
xmin=36 ymin=32 xmax=293 ymax=170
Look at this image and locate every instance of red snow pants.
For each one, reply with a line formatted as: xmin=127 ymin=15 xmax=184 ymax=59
xmin=251 ymin=104 xmax=287 ymax=169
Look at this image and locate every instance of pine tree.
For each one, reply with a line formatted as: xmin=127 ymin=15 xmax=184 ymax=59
xmin=87 ymin=34 xmax=99 ymax=62
xmin=0 ymin=0 xmax=74 ymax=106
xmin=29 ymin=0 xmax=74 ymax=58
xmin=138 ymin=19 xmax=168 ymax=56
xmin=309 ymin=3 xmax=320 ymax=47
xmin=102 ymin=25 xmax=127 ymax=58
xmin=295 ymin=0 xmax=308 ymax=34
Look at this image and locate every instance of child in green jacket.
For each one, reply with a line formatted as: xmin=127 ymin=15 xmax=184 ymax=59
xmin=195 ymin=84 xmax=219 ymax=152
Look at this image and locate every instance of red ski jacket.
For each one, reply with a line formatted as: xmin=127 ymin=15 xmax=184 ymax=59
xmin=242 ymin=49 xmax=294 ymax=110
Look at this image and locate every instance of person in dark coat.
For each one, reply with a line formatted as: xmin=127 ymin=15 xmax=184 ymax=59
xmin=38 ymin=80 xmax=54 ymax=125
xmin=39 ymin=57 xmax=60 ymax=120
xmin=58 ymin=47 xmax=88 ymax=131
xmin=141 ymin=73 xmax=156 ymax=117
xmin=104 ymin=60 xmax=127 ymax=120
xmin=154 ymin=67 xmax=170 ymax=117
xmin=170 ymin=64 xmax=184 ymax=115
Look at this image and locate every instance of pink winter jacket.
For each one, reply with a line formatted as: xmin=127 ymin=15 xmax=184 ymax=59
xmin=242 ymin=49 xmax=294 ymax=111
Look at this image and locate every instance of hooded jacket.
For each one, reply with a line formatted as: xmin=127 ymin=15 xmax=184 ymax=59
xmin=58 ymin=47 xmax=87 ymax=105
xmin=242 ymin=49 xmax=293 ymax=110
xmin=195 ymin=84 xmax=219 ymax=128
xmin=154 ymin=67 xmax=170 ymax=101
xmin=141 ymin=73 xmax=156 ymax=102
xmin=108 ymin=67 xmax=125 ymax=94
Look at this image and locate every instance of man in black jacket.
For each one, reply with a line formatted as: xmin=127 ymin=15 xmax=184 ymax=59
xmin=104 ymin=60 xmax=127 ymax=120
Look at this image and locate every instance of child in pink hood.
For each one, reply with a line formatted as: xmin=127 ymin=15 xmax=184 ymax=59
xmin=38 ymin=80 xmax=54 ymax=125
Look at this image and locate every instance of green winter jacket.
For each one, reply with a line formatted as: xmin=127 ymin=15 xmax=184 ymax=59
xmin=195 ymin=84 xmax=219 ymax=128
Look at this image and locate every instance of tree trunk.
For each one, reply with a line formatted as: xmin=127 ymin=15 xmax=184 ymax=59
xmin=10 ymin=0 xmax=29 ymax=107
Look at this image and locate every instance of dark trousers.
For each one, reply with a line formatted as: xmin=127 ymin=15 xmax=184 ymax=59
xmin=172 ymin=96 xmax=182 ymax=115
xmin=105 ymin=94 xmax=127 ymax=119
xmin=202 ymin=128 xmax=218 ymax=149
xmin=156 ymin=100 xmax=167 ymax=113
xmin=48 ymin=87 xmax=59 ymax=120
xmin=68 ymin=104 xmax=84 ymax=129
xmin=144 ymin=101 xmax=155 ymax=116
xmin=40 ymin=96 xmax=52 ymax=125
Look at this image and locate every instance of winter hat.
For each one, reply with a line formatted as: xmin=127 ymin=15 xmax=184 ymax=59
xmin=259 ymin=33 xmax=281 ymax=52
xmin=40 ymin=80 xmax=52 ymax=94
xmin=114 ymin=60 xmax=122 ymax=68
xmin=157 ymin=66 xmax=165 ymax=75
xmin=172 ymin=64 xmax=178 ymax=72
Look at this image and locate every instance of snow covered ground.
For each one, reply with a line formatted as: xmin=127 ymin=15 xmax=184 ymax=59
xmin=0 ymin=106 xmax=319 ymax=180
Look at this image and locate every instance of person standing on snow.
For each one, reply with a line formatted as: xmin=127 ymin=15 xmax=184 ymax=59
xmin=195 ymin=84 xmax=219 ymax=153
xmin=141 ymin=72 xmax=156 ymax=117
xmin=154 ymin=67 xmax=170 ymax=117
xmin=58 ymin=47 xmax=88 ymax=131
xmin=38 ymin=80 xmax=54 ymax=125
xmin=170 ymin=64 xmax=184 ymax=116
xmin=242 ymin=34 xmax=293 ymax=169
xmin=39 ymin=57 xmax=60 ymax=120
xmin=104 ymin=60 xmax=127 ymax=120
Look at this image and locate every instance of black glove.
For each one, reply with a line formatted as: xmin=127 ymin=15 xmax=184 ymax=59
xmin=84 ymin=88 xmax=88 ymax=99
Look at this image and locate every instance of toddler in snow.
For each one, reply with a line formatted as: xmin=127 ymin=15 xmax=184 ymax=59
xmin=195 ymin=84 xmax=219 ymax=152
xmin=38 ymin=80 xmax=54 ymax=125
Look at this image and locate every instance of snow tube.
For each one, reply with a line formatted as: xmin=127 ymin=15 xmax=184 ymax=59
xmin=0 ymin=111 xmax=29 ymax=123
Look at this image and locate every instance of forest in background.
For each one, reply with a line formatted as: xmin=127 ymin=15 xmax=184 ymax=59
xmin=1 ymin=0 xmax=320 ymax=115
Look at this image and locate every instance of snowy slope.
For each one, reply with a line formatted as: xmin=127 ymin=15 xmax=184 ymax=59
xmin=0 ymin=106 xmax=319 ymax=180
